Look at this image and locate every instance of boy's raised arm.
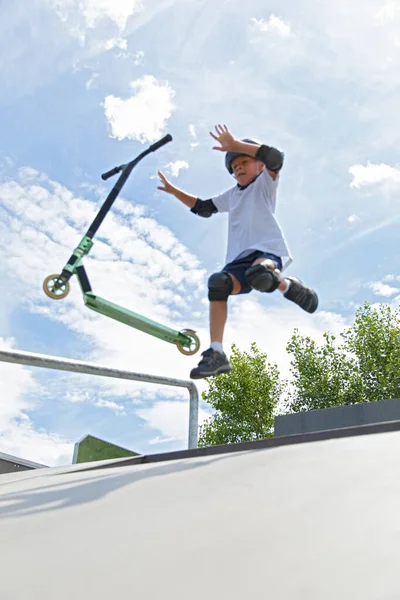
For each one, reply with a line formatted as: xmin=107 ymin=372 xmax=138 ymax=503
xmin=157 ymin=170 xmax=218 ymax=218
xmin=157 ymin=170 xmax=197 ymax=208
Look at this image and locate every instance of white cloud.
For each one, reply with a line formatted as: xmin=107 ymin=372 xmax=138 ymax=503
xmin=311 ymin=1 xmax=400 ymax=85
xmin=0 ymin=421 xmax=73 ymax=467
xmin=103 ymin=37 xmax=128 ymax=50
xmin=65 ymin=390 xmax=91 ymax=403
xmin=134 ymin=50 xmax=144 ymax=65
xmin=349 ymin=162 xmax=400 ymax=189
xmin=250 ymin=15 xmax=292 ymax=37
xmin=245 ymin=1 xmax=400 ymax=92
xmin=95 ymin=399 xmax=126 ymax=414
xmin=81 ymin=0 xmax=143 ymax=30
xmin=248 ymin=13 xmax=303 ymax=72
xmin=103 ymin=75 xmax=175 ymax=142
xmin=85 ymin=73 xmax=99 ymax=89
xmin=383 ymin=274 xmax=400 ymax=283
xmin=368 ymin=281 xmax=399 ymax=297
xmin=320 ymin=213 xmax=400 ymax=264
xmin=348 ymin=215 xmax=360 ymax=224
xmin=0 ymin=338 xmax=38 ymax=422
xmin=166 ymin=160 xmax=189 ymax=177
xmin=189 ymin=124 xmax=199 ymax=148
xmin=137 ymin=400 xmax=210 ymax=443
xmin=376 ymin=1 xmax=400 ymax=21
xmin=148 ymin=435 xmax=181 ymax=445
xmin=49 ymin=0 xmax=143 ymax=34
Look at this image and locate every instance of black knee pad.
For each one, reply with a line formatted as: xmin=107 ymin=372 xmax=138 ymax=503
xmin=245 ymin=264 xmax=280 ymax=293
xmin=208 ymin=272 xmax=233 ymax=301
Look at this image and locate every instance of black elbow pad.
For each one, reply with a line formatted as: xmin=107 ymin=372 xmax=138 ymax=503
xmin=190 ymin=198 xmax=218 ymax=218
xmin=255 ymin=145 xmax=284 ymax=172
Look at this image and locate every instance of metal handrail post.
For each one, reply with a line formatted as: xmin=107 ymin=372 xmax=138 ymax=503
xmin=188 ymin=383 xmax=200 ymax=449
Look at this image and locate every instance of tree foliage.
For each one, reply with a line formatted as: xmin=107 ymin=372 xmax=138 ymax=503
xmin=285 ymin=331 xmax=364 ymax=413
xmin=198 ymin=342 xmax=283 ymax=447
xmin=286 ymin=302 xmax=400 ymax=413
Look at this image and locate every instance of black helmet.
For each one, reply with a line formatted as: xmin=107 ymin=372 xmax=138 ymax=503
xmin=225 ymin=138 xmax=260 ymax=174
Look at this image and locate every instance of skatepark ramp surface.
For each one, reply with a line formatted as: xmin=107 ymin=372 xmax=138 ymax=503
xmin=1 ymin=423 xmax=400 ymax=599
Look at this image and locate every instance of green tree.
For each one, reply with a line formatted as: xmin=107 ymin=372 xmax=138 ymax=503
xmin=198 ymin=342 xmax=283 ymax=447
xmin=285 ymin=302 xmax=400 ymax=413
xmin=285 ymin=331 xmax=363 ymax=413
xmin=342 ymin=302 xmax=400 ymax=402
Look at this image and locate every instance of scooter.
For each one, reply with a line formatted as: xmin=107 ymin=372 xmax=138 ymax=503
xmin=43 ymin=134 xmax=200 ymax=356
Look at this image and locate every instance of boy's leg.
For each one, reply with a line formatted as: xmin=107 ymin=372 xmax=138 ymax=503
xmin=190 ymin=272 xmax=240 ymax=380
xmin=249 ymin=258 xmax=318 ymax=314
xmin=209 ymin=301 xmax=227 ymax=345
xmin=209 ymin=272 xmax=241 ymax=343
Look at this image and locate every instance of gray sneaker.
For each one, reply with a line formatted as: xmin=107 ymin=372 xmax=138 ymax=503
xmin=284 ymin=277 xmax=319 ymax=313
xmin=190 ymin=348 xmax=232 ymax=379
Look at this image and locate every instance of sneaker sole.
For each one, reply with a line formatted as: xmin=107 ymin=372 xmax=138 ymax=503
xmin=190 ymin=365 xmax=232 ymax=380
xmin=305 ymin=293 xmax=319 ymax=313
xmin=285 ymin=279 xmax=319 ymax=314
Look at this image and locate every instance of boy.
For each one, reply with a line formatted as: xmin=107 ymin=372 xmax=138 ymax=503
xmin=157 ymin=124 xmax=318 ymax=379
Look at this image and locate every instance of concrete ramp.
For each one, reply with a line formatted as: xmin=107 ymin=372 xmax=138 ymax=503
xmin=1 ymin=427 xmax=400 ymax=599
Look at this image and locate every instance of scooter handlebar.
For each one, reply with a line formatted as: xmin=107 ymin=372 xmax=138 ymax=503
xmin=100 ymin=134 xmax=172 ymax=180
xmin=101 ymin=166 xmax=121 ymax=181
xmin=149 ymin=134 xmax=173 ymax=152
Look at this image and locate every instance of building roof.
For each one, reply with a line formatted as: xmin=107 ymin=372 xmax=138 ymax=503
xmin=0 ymin=451 xmax=47 ymax=470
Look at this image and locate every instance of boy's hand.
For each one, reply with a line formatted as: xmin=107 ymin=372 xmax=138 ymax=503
xmin=157 ymin=170 xmax=197 ymax=209
xmin=210 ymin=124 xmax=237 ymax=152
xmin=157 ymin=170 xmax=176 ymax=195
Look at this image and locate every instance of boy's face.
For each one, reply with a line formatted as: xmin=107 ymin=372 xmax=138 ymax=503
xmin=230 ymin=155 xmax=264 ymax=186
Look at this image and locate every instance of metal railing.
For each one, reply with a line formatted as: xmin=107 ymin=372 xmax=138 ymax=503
xmin=0 ymin=349 xmax=200 ymax=449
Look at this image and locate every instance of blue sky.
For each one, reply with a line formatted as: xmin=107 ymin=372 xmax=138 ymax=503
xmin=1 ymin=0 xmax=400 ymax=465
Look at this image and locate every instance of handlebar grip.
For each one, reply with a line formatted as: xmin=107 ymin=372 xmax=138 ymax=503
xmin=101 ymin=136 xmax=172 ymax=180
xmin=101 ymin=167 xmax=121 ymax=181
xmin=149 ymin=134 xmax=173 ymax=152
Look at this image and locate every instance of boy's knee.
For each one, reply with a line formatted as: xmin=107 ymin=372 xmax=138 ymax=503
xmin=208 ymin=272 xmax=233 ymax=301
xmin=245 ymin=263 xmax=280 ymax=293
xmin=253 ymin=258 xmax=277 ymax=270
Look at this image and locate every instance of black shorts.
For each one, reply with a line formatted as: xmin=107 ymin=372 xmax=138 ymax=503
xmin=222 ymin=250 xmax=283 ymax=295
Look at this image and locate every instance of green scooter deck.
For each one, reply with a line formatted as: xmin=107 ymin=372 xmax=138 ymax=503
xmin=84 ymin=293 xmax=185 ymax=345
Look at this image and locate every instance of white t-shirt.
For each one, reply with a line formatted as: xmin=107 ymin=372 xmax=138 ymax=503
xmin=211 ymin=169 xmax=293 ymax=270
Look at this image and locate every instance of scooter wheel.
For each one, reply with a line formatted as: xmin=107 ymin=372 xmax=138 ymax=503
xmin=175 ymin=329 xmax=200 ymax=356
xmin=43 ymin=274 xmax=70 ymax=300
